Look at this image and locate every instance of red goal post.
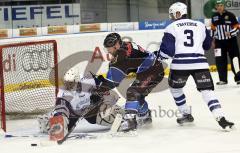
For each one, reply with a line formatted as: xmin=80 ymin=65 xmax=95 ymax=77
xmin=0 ymin=40 xmax=59 ymax=132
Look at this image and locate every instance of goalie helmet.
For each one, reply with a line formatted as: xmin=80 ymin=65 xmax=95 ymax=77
xmin=169 ymin=2 xmax=187 ymax=19
xmin=80 ymin=74 xmax=96 ymax=93
xmin=63 ymin=68 xmax=78 ymax=90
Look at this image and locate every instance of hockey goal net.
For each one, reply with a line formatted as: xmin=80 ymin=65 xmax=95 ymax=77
xmin=0 ymin=40 xmax=59 ymax=132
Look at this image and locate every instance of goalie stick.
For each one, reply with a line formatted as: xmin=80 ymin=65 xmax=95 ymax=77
xmin=4 ymin=132 xmax=97 ymax=139
xmin=5 ymin=134 xmax=47 ymax=138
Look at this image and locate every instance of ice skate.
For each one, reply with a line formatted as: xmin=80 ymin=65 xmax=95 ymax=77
xmin=217 ymin=117 xmax=235 ymax=131
xmin=234 ymin=71 xmax=240 ymax=85
xmin=119 ymin=114 xmax=137 ymax=132
xmin=177 ymin=114 xmax=194 ymax=125
xmin=137 ymin=110 xmax=152 ymax=128
xmin=216 ymin=81 xmax=228 ymax=85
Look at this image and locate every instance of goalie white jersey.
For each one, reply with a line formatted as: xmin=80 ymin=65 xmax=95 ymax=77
xmin=159 ymin=18 xmax=212 ymax=70
xmin=57 ymin=88 xmax=92 ymax=111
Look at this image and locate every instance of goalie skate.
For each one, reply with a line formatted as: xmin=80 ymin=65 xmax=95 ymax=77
xmin=49 ymin=116 xmax=68 ymax=141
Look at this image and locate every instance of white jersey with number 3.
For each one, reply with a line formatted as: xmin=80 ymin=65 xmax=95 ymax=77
xmin=159 ymin=18 xmax=212 ymax=70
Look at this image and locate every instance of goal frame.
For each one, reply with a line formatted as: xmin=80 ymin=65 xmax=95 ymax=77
xmin=0 ymin=40 xmax=59 ymax=132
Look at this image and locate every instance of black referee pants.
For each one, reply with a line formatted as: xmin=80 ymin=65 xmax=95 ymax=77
xmin=215 ymin=37 xmax=240 ymax=82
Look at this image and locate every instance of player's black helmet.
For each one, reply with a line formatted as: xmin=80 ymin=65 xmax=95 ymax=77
xmin=103 ymin=33 xmax=122 ymax=47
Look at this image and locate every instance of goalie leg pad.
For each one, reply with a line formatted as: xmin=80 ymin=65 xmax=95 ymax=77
xmin=53 ymin=97 xmax=80 ymax=126
xmin=37 ymin=112 xmax=52 ymax=134
xmin=53 ymin=98 xmax=73 ymax=118
xmin=37 ymin=98 xmax=78 ymax=134
xmin=102 ymin=90 xmax=120 ymax=105
xmin=49 ymin=115 xmax=69 ymax=141
xmin=96 ymin=104 xmax=124 ymax=127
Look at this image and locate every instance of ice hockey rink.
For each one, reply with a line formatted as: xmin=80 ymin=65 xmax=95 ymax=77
xmin=1 ymin=72 xmax=240 ymax=153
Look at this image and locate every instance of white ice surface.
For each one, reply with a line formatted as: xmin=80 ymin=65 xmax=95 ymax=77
xmin=1 ymin=72 xmax=240 ymax=153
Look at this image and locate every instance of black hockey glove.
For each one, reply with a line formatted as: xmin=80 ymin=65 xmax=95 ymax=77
xmin=90 ymin=94 xmax=102 ymax=105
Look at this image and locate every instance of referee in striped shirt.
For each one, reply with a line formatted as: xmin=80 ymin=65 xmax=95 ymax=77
xmin=211 ymin=0 xmax=240 ymax=85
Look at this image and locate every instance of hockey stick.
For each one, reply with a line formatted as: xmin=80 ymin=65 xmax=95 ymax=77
xmin=4 ymin=134 xmax=48 ymax=138
xmin=109 ymin=113 xmax=122 ymax=133
xmin=67 ymin=133 xmax=97 ymax=139
xmin=4 ymin=133 xmax=96 ymax=139
xmin=233 ymin=57 xmax=240 ymax=73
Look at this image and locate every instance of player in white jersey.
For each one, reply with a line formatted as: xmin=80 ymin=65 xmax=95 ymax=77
xmin=37 ymin=68 xmax=123 ymax=140
xmin=158 ymin=2 xmax=234 ymax=130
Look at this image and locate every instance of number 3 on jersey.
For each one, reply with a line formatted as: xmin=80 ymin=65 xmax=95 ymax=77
xmin=184 ymin=30 xmax=194 ymax=47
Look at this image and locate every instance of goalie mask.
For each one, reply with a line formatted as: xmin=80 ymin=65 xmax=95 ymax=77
xmin=63 ymin=68 xmax=78 ymax=90
xmin=80 ymin=74 xmax=96 ymax=93
xmin=169 ymin=2 xmax=187 ymax=19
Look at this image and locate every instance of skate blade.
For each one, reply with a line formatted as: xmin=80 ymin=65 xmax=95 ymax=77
xmin=178 ymin=122 xmax=195 ymax=127
xmin=69 ymin=133 xmax=97 ymax=140
xmin=110 ymin=130 xmax=138 ymax=137
xmin=138 ymin=122 xmax=153 ymax=130
xmin=222 ymin=125 xmax=236 ymax=132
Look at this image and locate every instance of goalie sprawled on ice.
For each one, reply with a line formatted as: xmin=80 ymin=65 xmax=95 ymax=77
xmin=37 ymin=68 xmax=124 ymax=140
